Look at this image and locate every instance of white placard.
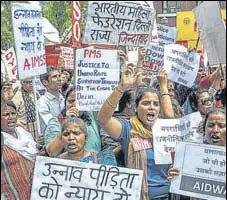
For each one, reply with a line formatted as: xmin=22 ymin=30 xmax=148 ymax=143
xmin=76 ymin=49 xmax=120 ymax=111
xmin=193 ymin=1 xmax=226 ymax=65
xmin=171 ymin=142 xmax=226 ymax=200
xmin=153 ymin=112 xmax=202 ymax=164
xmin=1 ymin=47 xmax=18 ymax=80
xmin=60 ymin=46 xmax=74 ymax=70
xmin=144 ymin=42 xmax=164 ymax=76
xmin=164 ymin=44 xmax=200 ymax=88
xmin=157 ymin=24 xmax=178 ymax=46
xmin=31 ymin=156 xmax=143 ymax=200
xmin=12 ymin=3 xmax=47 ymax=80
xmin=83 ymin=1 xmax=156 ymax=46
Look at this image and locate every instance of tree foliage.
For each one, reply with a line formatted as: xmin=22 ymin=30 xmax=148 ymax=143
xmin=1 ymin=1 xmax=14 ymax=50
xmin=42 ymin=1 xmax=72 ymax=38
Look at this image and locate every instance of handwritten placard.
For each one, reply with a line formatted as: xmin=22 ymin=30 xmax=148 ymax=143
xmin=171 ymin=142 xmax=226 ymax=200
xmin=60 ymin=46 xmax=74 ymax=70
xmin=1 ymin=47 xmax=18 ymax=80
xmin=12 ymin=3 xmax=47 ymax=80
xmin=153 ymin=112 xmax=202 ymax=164
xmin=83 ymin=1 xmax=156 ymax=46
xmin=164 ymin=44 xmax=200 ymax=88
xmin=30 ymin=156 xmax=143 ymax=200
xmin=157 ymin=24 xmax=178 ymax=46
xmin=75 ymin=48 xmax=120 ymax=111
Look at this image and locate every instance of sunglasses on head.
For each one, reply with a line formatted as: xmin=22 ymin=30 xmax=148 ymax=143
xmin=201 ymin=96 xmax=214 ymax=106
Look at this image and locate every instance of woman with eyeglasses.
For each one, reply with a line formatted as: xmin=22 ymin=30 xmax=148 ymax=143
xmin=1 ymin=100 xmax=40 ymax=200
xmin=98 ymin=66 xmax=174 ymax=200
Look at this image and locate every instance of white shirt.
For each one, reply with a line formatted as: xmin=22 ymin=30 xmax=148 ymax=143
xmin=2 ymin=127 xmax=39 ymax=162
xmin=37 ymin=91 xmax=65 ymax=133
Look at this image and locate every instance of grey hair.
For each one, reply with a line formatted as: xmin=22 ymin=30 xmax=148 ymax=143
xmin=61 ymin=117 xmax=88 ymax=136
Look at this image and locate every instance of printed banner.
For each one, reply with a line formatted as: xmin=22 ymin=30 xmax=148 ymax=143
xmin=164 ymin=44 xmax=200 ymax=88
xmin=12 ymin=3 xmax=47 ymax=80
xmin=153 ymin=112 xmax=202 ymax=164
xmin=72 ymin=1 xmax=82 ymax=47
xmin=1 ymin=47 xmax=18 ymax=80
xmin=170 ymin=142 xmax=226 ymax=200
xmin=83 ymin=1 xmax=156 ymax=46
xmin=193 ymin=1 xmax=226 ymax=65
xmin=157 ymin=24 xmax=178 ymax=46
xmin=144 ymin=42 xmax=164 ymax=76
xmin=60 ymin=46 xmax=74 ymax=70
xmin=31 ymin=156 xmax=143 ymax=200
xmin=76 ymin=48 xmax=120 ymax=111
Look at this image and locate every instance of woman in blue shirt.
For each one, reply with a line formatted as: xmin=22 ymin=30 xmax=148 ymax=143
xmin=98 ymin=66 xmax=174 ymax=200
xmin=59 ymin=117 xmax=116 ymax=166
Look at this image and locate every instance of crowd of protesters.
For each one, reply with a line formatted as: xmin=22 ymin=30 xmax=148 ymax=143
xmin=1 ymin=1 xmax=226 ymax=197
xmin=1 ymin=44 xmax=226 ymax=199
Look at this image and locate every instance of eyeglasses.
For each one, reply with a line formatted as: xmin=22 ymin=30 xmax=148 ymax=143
xmin=168 ymin=89 xmax=175 ymax=93
xmin=200 ymin=97 xmax=214 ymax=106
xmin=23 ymin=81 xmax=33 ymax=84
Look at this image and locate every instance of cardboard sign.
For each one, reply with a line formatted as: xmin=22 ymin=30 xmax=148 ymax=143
xmin=157 ymin=24 xmax=178 ymax=46
xmin=60 ymin=46 xmax=74 ymax=70
xmin=164 ymin=44 xmax=200 ymax=88
xmin=171 ymin=142 xmax=226 ymax=200
xmin=193 ymin=1 xmax=226 ymax=65
xmin=153 ymin=112 xmax=202 ymax=164
xmin=1 ymin=47 xmax=18 ymax=80
xmin=30 ymin=156 xmax=143 ymax=200
xmin=83 ymin=1 xmax=156 ymax=46
xmin=75 ymin=48 xmax=120 ymax=111
xmin=12 ymin=3 xmax=47 ymax=80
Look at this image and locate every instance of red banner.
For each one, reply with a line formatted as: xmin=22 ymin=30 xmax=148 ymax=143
xmin=72 ymin=1 xmax=82 ymax=48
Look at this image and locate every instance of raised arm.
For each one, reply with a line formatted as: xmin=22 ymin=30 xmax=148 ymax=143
xmin=98 ymin=66 xmax=142 ymax=139
xmin=157 ymin=69 xmax=175 ymax=118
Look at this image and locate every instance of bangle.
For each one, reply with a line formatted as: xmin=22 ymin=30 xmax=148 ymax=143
xmin=106 ymin=98 xmax=117 ymax=109
xmin=161 ymin=93 xmax=170 ymax=97
xmin=115 ymin=86 xmax=124 ymax=94
xmin=208 ymin=87 xmax=217 ymax=96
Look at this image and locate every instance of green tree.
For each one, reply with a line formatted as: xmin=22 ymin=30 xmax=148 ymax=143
xmin=42 ymin=1 xmax=72 ymax=38
xmin=1 ymin=1 xmax=14 ymax=50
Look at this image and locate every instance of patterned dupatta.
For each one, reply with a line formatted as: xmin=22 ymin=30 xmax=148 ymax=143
xmin=128 ymin=116 xmax=153 ymax=200
xmin=21 ymin=88 xmax=38 ymax=140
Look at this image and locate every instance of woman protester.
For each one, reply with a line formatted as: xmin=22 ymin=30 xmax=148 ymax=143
xmin=168 ymin=107 xmax=226 ymax=200
xmin=44 ymin=87 xmax=101 ymax=154
xmin=1 ymin=101 xmax=40 ymax=200
xmin=59 ymin=117 xmax=116 ymax=165
xmin=97 ymin=64 xmax=174 ymax=200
